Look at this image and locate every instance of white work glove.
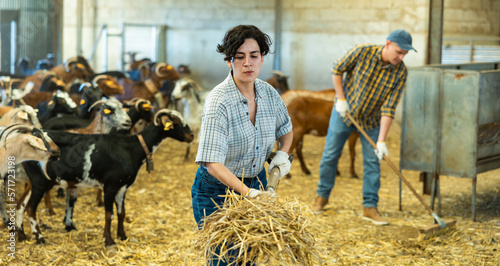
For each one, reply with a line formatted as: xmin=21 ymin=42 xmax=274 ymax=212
xmin=245 ymin=188 xmax=275 ymax=199
xmin=374 ymin=141 xmax=389 ymax=160
xmin=246 ymin=188 xmax=262 ymax=199
xmin=335 ymin=99 xmax=349 ymax=117
xmin=268 ymin=150 xmax=291 ymax=180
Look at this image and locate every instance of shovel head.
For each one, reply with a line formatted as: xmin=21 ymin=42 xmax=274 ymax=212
xmin=266 ymin=166 xmax=281 ymax=193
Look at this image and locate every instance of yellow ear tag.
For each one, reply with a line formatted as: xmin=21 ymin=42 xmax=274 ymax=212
xmin=48 ymin=100 xmax=53 ymax=105
xmin=164 ymin=121 xmax=172 ymax=131
xmin=106 ymin=81 xmax=113 ymax=86
xmin=80 ymin=99 xmax=85 ymax=105
xmin=77 ymin=63 xmax=84 ymax=69
xmin=167 ymin=65 xmax=173 ymax=70
xmin=143 ymin=103 xmax=150 ymax=111
xmin=103 ymin=109 xmax=111 ymax=114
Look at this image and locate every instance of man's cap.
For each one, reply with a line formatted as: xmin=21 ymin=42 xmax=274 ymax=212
xmin=387 ymin=29 xmax=417 ymax=52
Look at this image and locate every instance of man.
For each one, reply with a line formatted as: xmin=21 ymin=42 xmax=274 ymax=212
xmin=312 ymin=29 xmax=416 ymax=225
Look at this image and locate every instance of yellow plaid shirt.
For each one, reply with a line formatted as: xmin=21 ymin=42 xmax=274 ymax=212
xmin=332 ymin=44 xmax=407 ymax=131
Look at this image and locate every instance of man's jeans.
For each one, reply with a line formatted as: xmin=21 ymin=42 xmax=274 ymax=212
xmin=317 ymin=109 xmax=381 ymax=208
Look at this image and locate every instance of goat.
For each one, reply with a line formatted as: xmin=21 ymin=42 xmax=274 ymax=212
xmin=18 ymin=109 xmax=193 ymax=246
xmin=0 ymin=124 xmax=59 ymax=226
xmin=0 ymin=76 xmax=25 ymax=106
xmin=266 ymin=70 xmax=289 ymax=95
xmin=283 ymin=89 xmax=359 ymax=178
xmin=116 ymin=63 xmax=179 ymax=108
xmin=36 ymin=90 xmax=80 ymax=126
xmin=18 ymin=56 xmax=94 ymax=93
xmin=43 ymin=98 xmax=132 ymax=214
xmin=0 ymin=105 xmax=42 ymax=128
xmin=170 ymin=78 xmax=208 ymax=160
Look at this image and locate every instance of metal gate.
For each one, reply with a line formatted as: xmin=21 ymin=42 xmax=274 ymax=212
xmin=0 ymin=0 xmax=61 ymax=75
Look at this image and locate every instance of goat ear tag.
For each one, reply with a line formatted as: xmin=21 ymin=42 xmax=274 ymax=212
xmin=103 ymin=109 xmax=112 ymax=114
xmin=76 ymin=63 xmax=84 ymax=69
xmin=106 ymin=81 xmax=113 ymax=86
xmin=167 ymin=65 xmax=173 ymax=70
xmin=80 ymin=99 xmax=85 ymax=105
xmin=164 ymin=121 xmax=173 ymax=131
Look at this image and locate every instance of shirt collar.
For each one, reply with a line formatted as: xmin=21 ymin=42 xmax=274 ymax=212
xmin=377 ymin=45 xmax=400 ymax=69
xmin=224 ymin=71 xmax=263 ymax=104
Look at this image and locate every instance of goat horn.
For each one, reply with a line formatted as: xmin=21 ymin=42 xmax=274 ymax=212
xmin=0 ymin=123 xmax=34 ymax=149
xmin=88 ymin=99 xmax=108 ymax=111
xmin=126 ymin=97 xmax=143 ymax=105
xmin=153 ymin=109 xmax=172 ymax=126
xmin=64 ymin=57 xmax=78 ymax=72
xmin=133 ymin=99 xmax=149 ymax=110
xmin=154 ymin=63 xmax=167 ymax=78
xmin=31 ymin=128 xmax=54 ymax=153
xmin=79 ymin=82 xmax=93 ymax=92
xmin=92 ymin=75 xmax=108 ymax=87
xmin=272 ymin=70 xmax=285 ymax=77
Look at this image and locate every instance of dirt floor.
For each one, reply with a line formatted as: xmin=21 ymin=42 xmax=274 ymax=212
xmin=1 ymin=122 xmax=499 ymax=265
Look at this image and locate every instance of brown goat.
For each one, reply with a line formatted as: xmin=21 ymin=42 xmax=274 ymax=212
xmin=18 ymin=56 xmax=94 ymax=93
xmin=266 ymin=70 xmax=289 ymax=95
xmin=283 ymin=89 xmax=359 ymax=178
xmin=116 ymin=63 xmax=179 ymax=107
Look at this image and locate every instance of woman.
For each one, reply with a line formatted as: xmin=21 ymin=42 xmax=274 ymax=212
xmin=191 ymin=25 xmax=293 ymax=265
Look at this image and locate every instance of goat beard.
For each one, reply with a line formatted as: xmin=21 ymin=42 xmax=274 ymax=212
xmin=38 ymin=161 xmax=52 ymax=181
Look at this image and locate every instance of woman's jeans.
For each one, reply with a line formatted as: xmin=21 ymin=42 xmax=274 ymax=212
xmin=191 ymin=165 xmax=266 ymax=266
xmin=317 ymin=109 xmax=381 ymax=208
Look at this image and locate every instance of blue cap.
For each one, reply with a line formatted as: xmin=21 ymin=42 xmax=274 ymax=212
xmin=387 ymin=29 xmax=416 ymax=52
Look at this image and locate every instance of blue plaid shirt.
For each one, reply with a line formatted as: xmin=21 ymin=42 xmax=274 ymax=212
xmin=196 ymin=72 xmax=292 ymax=178
xmin=332 ymin=44 xmax=407 ymax=131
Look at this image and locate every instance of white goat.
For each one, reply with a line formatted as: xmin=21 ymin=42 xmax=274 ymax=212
xmin=0 ymin=105 xmax=42 ymax=128
xmin=170 ymin=78 xmax=208 ymax=160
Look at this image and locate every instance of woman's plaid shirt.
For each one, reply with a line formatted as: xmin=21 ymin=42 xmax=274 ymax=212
xmin=332 ymin=44 xmax=407 ymax=131
xmin=196 ymin=72 xmax=292 ymax=178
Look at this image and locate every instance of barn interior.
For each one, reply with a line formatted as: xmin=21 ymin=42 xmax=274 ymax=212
xmin=0 ymin=0 xmax=499 ymax=265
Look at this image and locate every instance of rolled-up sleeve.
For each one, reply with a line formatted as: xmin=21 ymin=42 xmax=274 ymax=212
xmin=275 ymin=95 xmax=292 ymax=139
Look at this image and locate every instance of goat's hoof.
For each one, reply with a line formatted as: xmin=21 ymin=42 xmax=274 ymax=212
xmin=335 ymin=170 xmax=341 ymax=176
xmin=36 ymin=237 xmax=46 ymax=244
xmin=118 ymin=234 xmax=127 ymax=241
xmin=40 ymin=224 xmax=52 ymax=230
xmin=17 ymin=231 xmax=28 ymax=242
xmin=56 ymin=188 xmax=65 ymax=198
xmin=65 ymin=225 xmax=77 ymax=232
xmin=97 ymin=201 xmax=104 ymax=207
xmin=105 ymin=238 xmax=116 ymax=247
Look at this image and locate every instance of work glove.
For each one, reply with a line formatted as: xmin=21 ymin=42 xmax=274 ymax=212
xmin=374 ymin=141 xmax=389 ymax=160
xmin=268 ymin=150 xmax=291 ymax=180
xmin=245 ymin=188 xmax=275 ymax=199
xmin=335 ymin=99 xmax=349 ymax=118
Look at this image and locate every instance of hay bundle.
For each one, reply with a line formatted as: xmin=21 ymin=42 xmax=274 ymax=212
xmin=192 ymin=190 xmax=331 ymax=265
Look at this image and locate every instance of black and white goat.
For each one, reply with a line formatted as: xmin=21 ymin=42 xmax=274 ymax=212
xmin=36 ymin=90 xmax=80 ymax=126
xmin=0 ymin=124 xmax=59 ymax=226
xmin=19 ymin=109 xmax=193 ymax=246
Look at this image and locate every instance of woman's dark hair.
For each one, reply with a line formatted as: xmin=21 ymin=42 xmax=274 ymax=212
xmin=217 ymin=25 xmax=272 ymax=61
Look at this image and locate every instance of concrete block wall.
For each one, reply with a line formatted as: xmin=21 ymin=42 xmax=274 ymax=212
xmin=62 ymin=0 xmax=500 ymax=91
